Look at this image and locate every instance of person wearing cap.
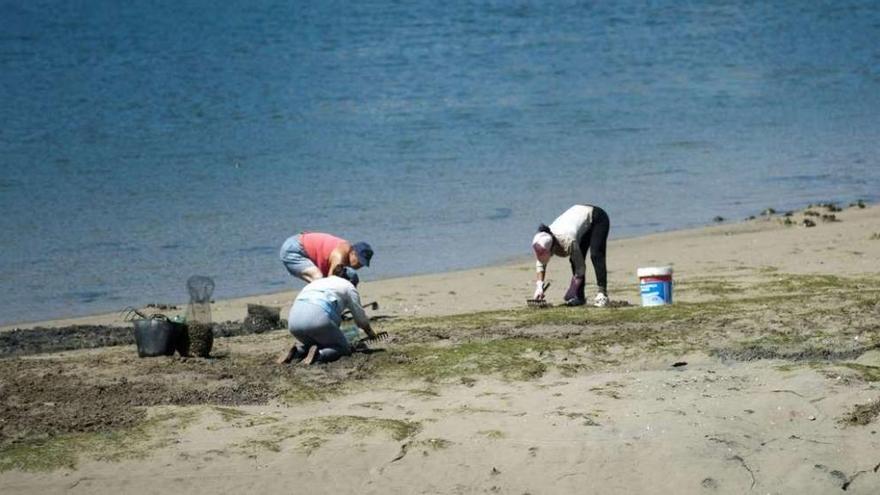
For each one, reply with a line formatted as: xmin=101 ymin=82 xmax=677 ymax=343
xmin=532 ymin=204 xmax=610 ymax=307
xmin=277 ymin=268 xmax=378 ymax=365
xmin=279 ymin=231 xmax=373 ymax=283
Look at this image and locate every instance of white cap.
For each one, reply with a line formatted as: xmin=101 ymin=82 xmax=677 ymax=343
xmin=532 ymin=232 xmax=552 ymax=254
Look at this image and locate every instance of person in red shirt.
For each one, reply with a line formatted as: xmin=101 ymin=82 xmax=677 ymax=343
xmin=279 ymin=231 xmax=373 ymax=283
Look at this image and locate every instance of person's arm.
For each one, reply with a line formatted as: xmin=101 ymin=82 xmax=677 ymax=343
xmin=345 ymin=285 xmax=376 ymax=338
xmin=534 ymin=260 xmax=548 ymax=299
xmin=327 ymin=242 xmax=352 ymax=277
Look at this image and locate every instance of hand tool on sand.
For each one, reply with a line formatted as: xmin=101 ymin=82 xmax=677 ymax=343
xmin=359 ymin=331 xmax=389 ymax=344
xmin=350 ymin=331 xmax=390 ymax=353
xmin=526 ymin=282 xmax=552 ymax=308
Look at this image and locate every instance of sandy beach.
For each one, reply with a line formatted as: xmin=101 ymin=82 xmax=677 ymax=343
xmin=2 ymin=203 xmax=880 ymax=494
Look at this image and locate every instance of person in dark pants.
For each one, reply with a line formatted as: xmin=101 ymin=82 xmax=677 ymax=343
xmin=531 ymin=205 xmax=610 ymax=307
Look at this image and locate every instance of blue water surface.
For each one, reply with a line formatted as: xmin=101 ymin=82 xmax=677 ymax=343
xmin=1 ymin=0 xmax=879 ymax=324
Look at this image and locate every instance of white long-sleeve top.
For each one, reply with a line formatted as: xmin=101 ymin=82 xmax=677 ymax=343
xmin=294 ymin=276 xmax=369 ymax=328
xmin=536 ymin=204 xmax=596 ymax=277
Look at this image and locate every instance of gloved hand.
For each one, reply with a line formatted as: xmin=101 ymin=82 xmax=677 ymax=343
xmin=533 ymin=281 xmax=545 ymax=300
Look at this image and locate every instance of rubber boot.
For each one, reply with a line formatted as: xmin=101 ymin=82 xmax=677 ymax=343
xmin=564 ymin=276 xmax=586 ymax=306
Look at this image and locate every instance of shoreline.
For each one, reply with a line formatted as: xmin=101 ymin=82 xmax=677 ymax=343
xmin=4 ymin=201 xmax=878 ymax=333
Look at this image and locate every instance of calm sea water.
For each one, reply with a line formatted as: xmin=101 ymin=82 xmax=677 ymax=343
xmin=2 ymin=0 xmax=879 ymax=325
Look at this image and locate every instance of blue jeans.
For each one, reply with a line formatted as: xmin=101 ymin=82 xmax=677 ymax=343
xmin=288 ymin=299 xmax=351 ymax=363
xmin=280 ymin=234 xmax=317 ymax=280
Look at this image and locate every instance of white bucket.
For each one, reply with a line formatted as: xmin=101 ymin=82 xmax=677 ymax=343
xmin=638 ymin=266 xmax=673 ymax=306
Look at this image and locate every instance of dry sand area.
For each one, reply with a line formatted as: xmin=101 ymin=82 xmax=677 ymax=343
xmin=2 ymin=203 xmax=880 ymax=494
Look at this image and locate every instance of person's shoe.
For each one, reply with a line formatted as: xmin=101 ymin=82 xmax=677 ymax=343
xmin=564 ymin=298 xmax=586 ymax=307
xmin=301 ymin=345 xmax=319 ymax=366
xmin=594 ymin=293 xmax=609 ymax=308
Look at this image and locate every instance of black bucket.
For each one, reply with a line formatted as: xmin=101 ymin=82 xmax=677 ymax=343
xmin=132 ymin=318 xmax=177 ymax=357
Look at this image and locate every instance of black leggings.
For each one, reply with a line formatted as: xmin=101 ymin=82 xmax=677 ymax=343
xmin=569 ymin=206 xmax=610 ymax=294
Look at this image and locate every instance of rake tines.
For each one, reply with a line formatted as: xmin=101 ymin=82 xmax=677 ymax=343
xmin=526 ymin=282 xmax=552 ymax=308
xmin=359 ymin=331 xmax=389 ymax=344
xmin=526 ymin=299 xmax=552 ymax=309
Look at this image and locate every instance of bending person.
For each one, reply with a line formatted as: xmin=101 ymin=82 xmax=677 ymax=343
xmin=277 ymin=269 xmax=378 ymax=365
xmin=279 ymin=231 xmax=373 ymax=283
xmin=531 ymin=204 xmax=610 ymax=307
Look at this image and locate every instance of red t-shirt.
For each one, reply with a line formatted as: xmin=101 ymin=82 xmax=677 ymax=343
xmin=300 ymin=232 xmax=345 ymax=276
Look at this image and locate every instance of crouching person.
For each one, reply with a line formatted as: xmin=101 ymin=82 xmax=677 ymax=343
xmin=277 ymin=269 xmax=377 ymax=365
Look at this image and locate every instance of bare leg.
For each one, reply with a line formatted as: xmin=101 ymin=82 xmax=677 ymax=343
xmin=276 ymin=343 xmax=305 ymax=364
xmin=301 ymin=345 xmax=319 ymax=366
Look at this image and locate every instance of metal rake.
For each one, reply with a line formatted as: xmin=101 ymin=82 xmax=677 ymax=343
xmin=526 ymin=282 xmax=552 ymax=308
xmin=526 ymin=299 xmax=552 ymax=309
xmin=357 ymin=331 xmax=390 ymax=345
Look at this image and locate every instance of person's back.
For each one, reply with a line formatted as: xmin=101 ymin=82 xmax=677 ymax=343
xmin=548 ymin=205 xmax=595 ymax=253
xmin=295 ymin=275 xmax=363 ymax=323
xmin=299 ymin=232 xmax=346 ymax=276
